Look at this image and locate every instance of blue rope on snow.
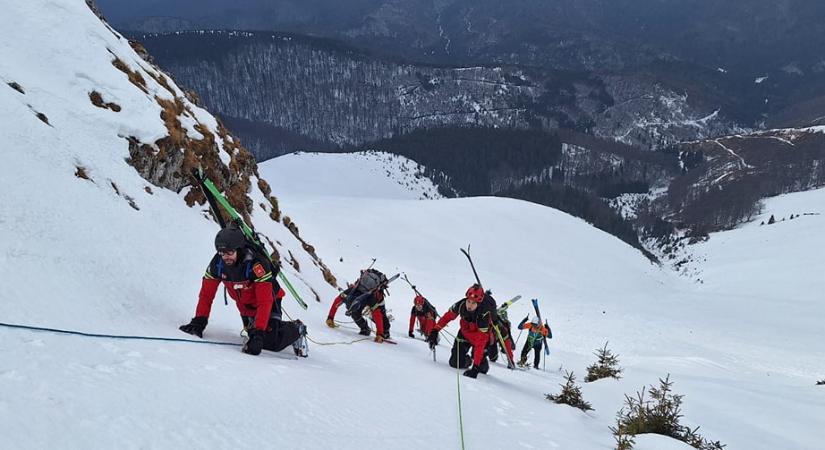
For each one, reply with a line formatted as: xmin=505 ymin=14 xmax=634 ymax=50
xmin=0 ymin=321 xmax=238 ymax=346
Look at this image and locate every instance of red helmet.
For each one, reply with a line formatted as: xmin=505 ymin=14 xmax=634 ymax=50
xmin=414 ymin=295 xmax=425 ymax=306
xmin=465 ymin=284 xmax=484 ymax=303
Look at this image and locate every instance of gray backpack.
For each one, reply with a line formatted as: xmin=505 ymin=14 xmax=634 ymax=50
xmin=358 ymin=269 xmax=387 ymax=292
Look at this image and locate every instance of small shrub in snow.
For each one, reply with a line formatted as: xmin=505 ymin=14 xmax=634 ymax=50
xmin=768 ymin=214 xmax=776 ymax=224
xmin=585 ymin=341 xmax=623 ymax=382
xmin=36 ymin=111 xmax=50 ymax=125
xmin=817 ymin=379 xmax=824 ymax=386
xmin=546 ymin=371 xmax=593 ymax=411
xmin=609 ymin=417 xmax=635 ymax=450
xmin=75 ymin=165 xmax=90 ymax=180
xmin=612 ymin=375 xmax=724 ymax=450
xmin=89 ymin=90 xmax=121 ymax=112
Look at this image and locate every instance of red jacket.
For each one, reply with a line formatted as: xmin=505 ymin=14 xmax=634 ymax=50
xmin=434 ymin=298 xmax=494 ymax=336
xmin=409 ymin=302 xmax=437 ymax=335
xmin=195 ymin=251 xmax=278 ymax=331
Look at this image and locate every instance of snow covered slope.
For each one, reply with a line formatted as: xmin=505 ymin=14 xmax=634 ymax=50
xmin=1 ymin=2 xmax=823 ymax=450
xmin=265 ymin=151 xmax=443 ymax=200
xmin=676 ymin=188 xmax=825 ymax=378
xmin=257 ymin=153 xmax=825 ymax=450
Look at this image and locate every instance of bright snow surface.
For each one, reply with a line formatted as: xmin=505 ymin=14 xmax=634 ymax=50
xmin=1 ymin=1 xmax=824 ymax=448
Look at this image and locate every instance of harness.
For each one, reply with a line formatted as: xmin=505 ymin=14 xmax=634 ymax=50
xmin=214 ymin=256 xmax=254 ymax=306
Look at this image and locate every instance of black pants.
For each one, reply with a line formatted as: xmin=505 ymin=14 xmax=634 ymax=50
xmin=243 ymin=317 xmax=301 ymax=352
xmin=520 ymin=340 xmax=543 ymax=368
xmin=448 ymin=332 xmax=489 ymax=371
xmin=351 ymin=303 xmax=390 ymax=336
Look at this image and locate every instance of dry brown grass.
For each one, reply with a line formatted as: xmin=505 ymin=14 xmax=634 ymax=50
xmin=89 ymin=91 xmax=104 ymax=107
xmin=89 ymin=91 xmax=121 ymax=112
xmin=287 ymin=250 xmax=301 ymax=272
xmin=321 ymin=266 xmax=338 ymax=288
xmin=256 ymin=178 xmax=282 ymax=222
xmin=262 ymin=235 xmax=282 ymax=267
xmin=282 ymin=215 xmax=299 ymax=237
xmin=75 ymin=165 xmax=90 ymax=180
xmin=111 ymin=57 xmax=147 ymax=93
xmin=145 ymin=70 xmax=174 ymax=96
xmin=184 ymin=89 xmax=201 ymax=106
xmin=122 ymin=79 xmax=337 ymax=290
xmin=257 ymin=178 xmax=272 ymax=197
xmin=128 ymin=40 xmax=152 ymax=63
xmin=144 ymin=186 xmax=153 ymax=195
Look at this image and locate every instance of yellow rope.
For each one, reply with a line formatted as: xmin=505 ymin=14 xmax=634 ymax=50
xmin=282 ymin=308 xmax=374 ymax=346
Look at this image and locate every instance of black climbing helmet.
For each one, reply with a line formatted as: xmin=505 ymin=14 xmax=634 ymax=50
xmin=214 ymin=226 xmax=246 ymax=252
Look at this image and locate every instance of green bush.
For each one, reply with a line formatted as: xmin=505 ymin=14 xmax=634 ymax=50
xmin=611 ymin=375 xmax=724 ymax=450
xmin=546 ymin=371 xmax=593 ymax=412
xmin=585 ymin=341 xmax=623 ymax=382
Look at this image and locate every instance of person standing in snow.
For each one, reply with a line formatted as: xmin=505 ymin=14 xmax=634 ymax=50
xmin=179 ymin=226 xmax=307 ymax=357
xmin=408 ymin=294 xmax=438 ymax=338
xmin=427 ymin=284 xmax=497 ymax=378
xmin=517 ymin=316 xmax=551 ymax=369
xmin=326 ymin=268 xmax=392 ymax=343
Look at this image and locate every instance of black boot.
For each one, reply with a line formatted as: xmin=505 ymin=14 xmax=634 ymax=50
xmin=292 ymin=320 xmax=308 ymax=357
xmin=487 ymin=344 xmax=498 ymax=362
xmin=358 ymin=328 xmax=371 ymax=336
xmin=463 ymin=365 xmax=480 ymax=379
xmin=478 ymin=358 xmax=489 ymax=374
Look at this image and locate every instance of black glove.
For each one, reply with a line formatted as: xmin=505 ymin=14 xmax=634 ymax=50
xmin=243 ymin=328 xmax=264 ymax=355
xmin=408 ymin=331 xmax=415 ymax=338
xmin=426 ymin=329 xmax=440 ymax=349
xmin=179 ymin=316 xmax=208 ymax=338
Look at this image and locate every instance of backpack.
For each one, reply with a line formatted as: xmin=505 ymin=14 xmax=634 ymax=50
xmin=357 ymin=268 xmax=387 ymax=292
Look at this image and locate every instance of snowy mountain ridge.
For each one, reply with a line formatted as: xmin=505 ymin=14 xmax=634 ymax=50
xmin=266 ymin=151 xmax=445 ymax=200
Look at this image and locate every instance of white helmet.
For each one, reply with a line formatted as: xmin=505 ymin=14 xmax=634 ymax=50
xmin=531 ymin=316 xmax=540 ymax=325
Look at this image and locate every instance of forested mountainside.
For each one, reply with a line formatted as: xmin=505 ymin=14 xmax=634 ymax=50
xmin=136 ymin=31 xmax=737 ymax=160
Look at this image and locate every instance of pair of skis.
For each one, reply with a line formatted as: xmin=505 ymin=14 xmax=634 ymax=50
xmin=531 ymin=298 xmax=551 ymax=356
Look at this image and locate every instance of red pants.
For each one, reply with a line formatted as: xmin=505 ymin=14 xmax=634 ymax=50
xmin=464 ymin=329 xmax=490 ymax=366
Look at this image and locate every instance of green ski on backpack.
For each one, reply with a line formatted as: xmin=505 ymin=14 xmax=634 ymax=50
xmin=198 ymin=173 xmax=308 ymax=310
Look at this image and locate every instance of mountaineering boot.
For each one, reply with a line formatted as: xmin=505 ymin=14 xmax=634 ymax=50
xmin=518 ymin=356 xmax=527 ymax=367
xmin=358 ymin=328 xmax=371 ymax=336
xmin=478 ymin=358 xmax=490 ymax=374
xmin=487 ymin=345 xmax=498 ymax=362
xmin=292 ymin=320 xmax=308 ymax=357
xmin=463 ymin=365 xmax=480 ymax=379
xmin=325 ymin=317 xmax=336 ymax=328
